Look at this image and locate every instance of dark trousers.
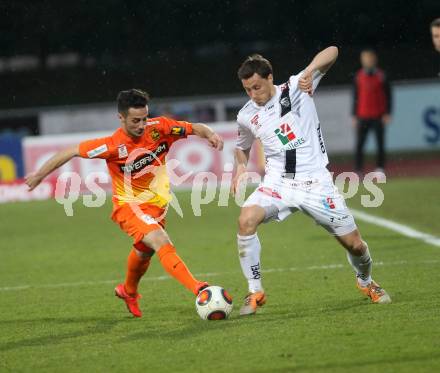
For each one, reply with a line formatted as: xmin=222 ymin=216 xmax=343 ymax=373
xmin=355 ymin=118 xmax=385 ymax=172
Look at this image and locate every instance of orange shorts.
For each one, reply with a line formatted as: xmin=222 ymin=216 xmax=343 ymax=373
xmin=111 ymin=203 xmax=167 ymax=253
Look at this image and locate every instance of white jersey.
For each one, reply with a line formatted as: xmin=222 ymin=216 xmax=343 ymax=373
xmin=237 ymin=70 xmax=328 ymax=182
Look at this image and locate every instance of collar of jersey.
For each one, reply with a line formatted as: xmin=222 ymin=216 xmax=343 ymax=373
xmin=118 ymin=127 xmax=144 ymax=143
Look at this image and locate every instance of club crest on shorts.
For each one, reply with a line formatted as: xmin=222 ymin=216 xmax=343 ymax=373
xmin=118 ymin=144 xmax=128 ymax=159
xmin=140 ymin=214 xmax=157 ymax=225
xmin=322 ymin=197 xmax=336 ymax=209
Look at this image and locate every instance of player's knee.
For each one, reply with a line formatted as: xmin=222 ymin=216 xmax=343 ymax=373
xmin=134 ymin=248 xmax=152 ymax=260
xmin=338 ymin=229 xmax=367 ymax=255
xmin=238 ymin=213 xmax=259 ymax=235
xmin=133 ymin=241 xmax=155 ymax=258
xmin=142 ymin=229 xmax=170 ymax=251
xmin=350 ymin=239 xmax=367 ymax=256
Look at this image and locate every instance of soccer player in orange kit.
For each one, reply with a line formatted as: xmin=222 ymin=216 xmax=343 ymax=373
xmin=25 ymin=89 xmax=224 ymax=318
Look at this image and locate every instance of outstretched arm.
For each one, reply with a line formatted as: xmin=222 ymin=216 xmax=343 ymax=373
xmin=25 ymin=145 xmax=80 ymax=191
xmin=307 ymin=46 xmax=339 ymax=74
xmin=191 ymin=123 xmax=224 ymax=150
xmin=298 ymin=46 xmax=339 ymax=95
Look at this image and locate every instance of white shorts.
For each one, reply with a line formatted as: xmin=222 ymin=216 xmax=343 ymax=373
xmin=243 ymin=169 xmax=357 ymax=236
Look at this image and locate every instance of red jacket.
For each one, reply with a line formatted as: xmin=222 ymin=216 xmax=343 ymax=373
xmin=352 ymin=68 xmax=392 ymax=119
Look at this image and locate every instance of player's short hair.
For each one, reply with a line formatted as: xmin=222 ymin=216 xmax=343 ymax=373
xmin=431 ymin=18 xmax=440 ymax=28
xmin=117 ymin=89 xmax=150 ymax=115
xmin=237 ymin=54 xmax=273 ymax=80
xmin=360 ymin=47 xmax=377 ymax=55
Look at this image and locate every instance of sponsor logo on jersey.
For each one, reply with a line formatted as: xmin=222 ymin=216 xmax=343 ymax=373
xmin=317 ymin=123 xmax=326 ymax=154
xmin=251 ymin=114 xmax=259 ymax=126
xmin=118 ymin=144 xmax=128 ymax=159
xmin=276 ymin=123 xmax=296 ymax=144
xmin=279 ymin=82 xmax=292 ymax=116
xmin=322 ymin=197 xmax=336 ymax=210
xmin=87 ymin=144 xmax=108 ymax=158
xmin=280 ymin=97 xmax=290 ymax=107
xmin=274 ymin=123 xmax=305 ymax=150
xmin=120 ymin=142 xmax=168 ymax=173
xmin=151 ymin=129 xmax=160 ymax=141
xmin=171 ymin=126 xmax=185 ymax=136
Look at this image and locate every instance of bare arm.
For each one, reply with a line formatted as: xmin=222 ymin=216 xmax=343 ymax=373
xmin=298 ymin=46 xmax=339 ymax=95
xmin=306 ymin=46 xmax=339 ymax=74
xmin=231 ymin=147 xmax=251 ymax=196
xmin=25 ymin=145 xmax=80 ymax=191
xmin=191 ymin=123 xmax=224 ymax=150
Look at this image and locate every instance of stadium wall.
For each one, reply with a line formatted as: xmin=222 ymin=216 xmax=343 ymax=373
xmin=0 ymin=124 xmax=262 ymax=203
xmin=34 ymin=80 xmax=440 ymax=153
xmin=1 ymin=80 xmax=439 ymax=202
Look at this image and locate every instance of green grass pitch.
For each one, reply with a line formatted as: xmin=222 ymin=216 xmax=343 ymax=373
xmin=0 ymin=177 xmax=439 ymax=372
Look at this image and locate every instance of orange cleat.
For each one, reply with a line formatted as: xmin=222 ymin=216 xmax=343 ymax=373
xmin=357 ymin=280 xmax=391 ymax=304
xmin=115 ymin=284 xmax=142 ymax=317
xmin=239 ymin=291 xmax=267 ymax=316
xmin=195 ymin=281 xmax=209 ymax=295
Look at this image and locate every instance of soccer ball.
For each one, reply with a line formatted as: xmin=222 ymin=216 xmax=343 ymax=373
xmin=195 ymin=285 xmax=233 ymax=320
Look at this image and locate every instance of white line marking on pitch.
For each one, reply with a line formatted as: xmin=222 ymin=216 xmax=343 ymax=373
xmin=0 ymin=259 xmax=438 ymax=292
xmin=351 ymin=209 xmax=440 ymax=247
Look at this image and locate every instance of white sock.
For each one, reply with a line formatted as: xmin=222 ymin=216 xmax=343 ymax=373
xmin=346 ymin=242 xmax=372 ymax=287
xmin=237 ymin=233 xmax=263 ymax=293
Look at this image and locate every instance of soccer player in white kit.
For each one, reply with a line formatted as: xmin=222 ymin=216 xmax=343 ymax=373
xmin=231 ymin=46 xmax=391 ymax=316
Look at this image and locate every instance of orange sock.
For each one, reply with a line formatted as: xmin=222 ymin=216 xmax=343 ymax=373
xmin=124 ymin=248 xmax=152 ymax=296
xmin=157 ymin=243 xmax=200 ymax=294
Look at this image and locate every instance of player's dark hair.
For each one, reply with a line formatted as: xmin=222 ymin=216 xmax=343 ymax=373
xmin=117 ymin=89 xmax=150 ymax=115
xmin=360 ymin=47 xmax=377 ymax=55
xmin=431 ymin=18 xmax=440 ymax=28
xmin=237 ymin=54 xmax=273 ymax=80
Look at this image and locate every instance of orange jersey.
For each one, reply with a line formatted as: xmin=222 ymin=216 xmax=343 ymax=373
xmin=78 ymin=116 xmax=193 ymax=209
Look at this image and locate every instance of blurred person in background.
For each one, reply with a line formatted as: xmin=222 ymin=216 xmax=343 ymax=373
xmin=352 ymin=49 xmax=392 ymax=176
xmin=430 ymin=18 xmax=440 ymax=76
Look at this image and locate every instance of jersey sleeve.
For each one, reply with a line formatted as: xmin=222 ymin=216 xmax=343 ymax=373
xmin=311 ymin=69 xmax=325 ymax=90
xmin=78 ymin=137 xmax=112 ymax=159
xmin=288 ymin=69 xmax=325 ymax=95
xmin=155 ymin=117 xmax=193 ymax=140
xmin=236 ymin=114 xmax=255 ymax=150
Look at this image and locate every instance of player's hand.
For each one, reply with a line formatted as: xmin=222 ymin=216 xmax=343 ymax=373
xmin=230 ymin=165 xmax=246 ymax=197
xmin=207 ymin=133 xmax=224 ymax=151
xmin=351 ymin=116 xmax=358 ymax=128
xmin=25 ymin=172 xmax=44 ymax=191
xmin=298 ymin=69 xmax=314 ymax=96
xmin=382 ymin=114 xmax=392 ymax=125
